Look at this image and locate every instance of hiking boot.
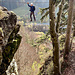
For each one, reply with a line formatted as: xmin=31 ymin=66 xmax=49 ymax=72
xmin=34 ymin=19 xmax=36 ymax=21
xmin=30 ymin=20 xmax=32 ymax=22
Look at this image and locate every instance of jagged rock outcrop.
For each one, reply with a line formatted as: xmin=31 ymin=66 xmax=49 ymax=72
xmin=73 ymin=1 xmax=75 ymax=36
xmin=73 ymin=9 xmax=75 ymax=36
xmin=0 ymin=6 xmax=22 ymax=75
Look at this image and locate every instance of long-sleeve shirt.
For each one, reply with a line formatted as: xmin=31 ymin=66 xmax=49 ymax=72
xmin=28 ymin=4 xmax=35 ymax=12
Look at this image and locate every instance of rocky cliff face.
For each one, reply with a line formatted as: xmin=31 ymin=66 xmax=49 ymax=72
xmin=73 ymin=1 xmax=75 ymax=36
xmin=0 ymin=6 xmax=21 ymax=75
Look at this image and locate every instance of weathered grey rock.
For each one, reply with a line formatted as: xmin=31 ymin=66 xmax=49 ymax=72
xmin=0 ymin=6 xmax=17 ymax=66
xmin=0 ymin=6 xmax=21 ymax=75
xmin=73 ymin=2 xmax=75 ymax=36
xmin=6 ymin=58 xmax=18 ymax=75
xmin=0 ymin=9 xmax=17 ymax=46
xmin=0 ymin=6 xmax=8 ymax=11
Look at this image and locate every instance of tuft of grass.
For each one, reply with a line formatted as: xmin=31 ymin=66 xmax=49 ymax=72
xmin=35 ymin=32 xmax=44 ymax=35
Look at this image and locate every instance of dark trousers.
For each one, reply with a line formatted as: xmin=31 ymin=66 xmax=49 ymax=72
xmin=30 ymin=12 xmax=36 ymax=21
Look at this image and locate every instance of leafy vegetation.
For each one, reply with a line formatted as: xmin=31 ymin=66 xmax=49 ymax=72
xmin=0 ymin=0 xmax=75 ymax=75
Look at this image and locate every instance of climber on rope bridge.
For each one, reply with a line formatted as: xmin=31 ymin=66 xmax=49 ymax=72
xmin=27 ymin=2 xmax=36 ymax=22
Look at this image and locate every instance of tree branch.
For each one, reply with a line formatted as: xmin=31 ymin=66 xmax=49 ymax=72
xmin=56 ymin=0 xmax=65 ymax=33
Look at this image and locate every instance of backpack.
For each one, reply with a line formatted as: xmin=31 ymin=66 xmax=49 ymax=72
xmin=33 ymin=6 xmax=35 ymax=11
xmin=29 ymin=6 xmax=35 ymax=11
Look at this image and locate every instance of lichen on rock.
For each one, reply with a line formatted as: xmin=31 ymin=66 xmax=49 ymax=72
xmin=6 ymin=58 xmax=18 ymax=75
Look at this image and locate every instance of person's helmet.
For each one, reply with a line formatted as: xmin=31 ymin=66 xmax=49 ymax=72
xmin=31 ymin=3 xmax=33 ymax=5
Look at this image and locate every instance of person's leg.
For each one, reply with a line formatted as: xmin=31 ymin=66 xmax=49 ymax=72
xmin=32 ymin=12 xmax=36 ymax=21
xmin=30 ymin=12 xmax=32 ymax=21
